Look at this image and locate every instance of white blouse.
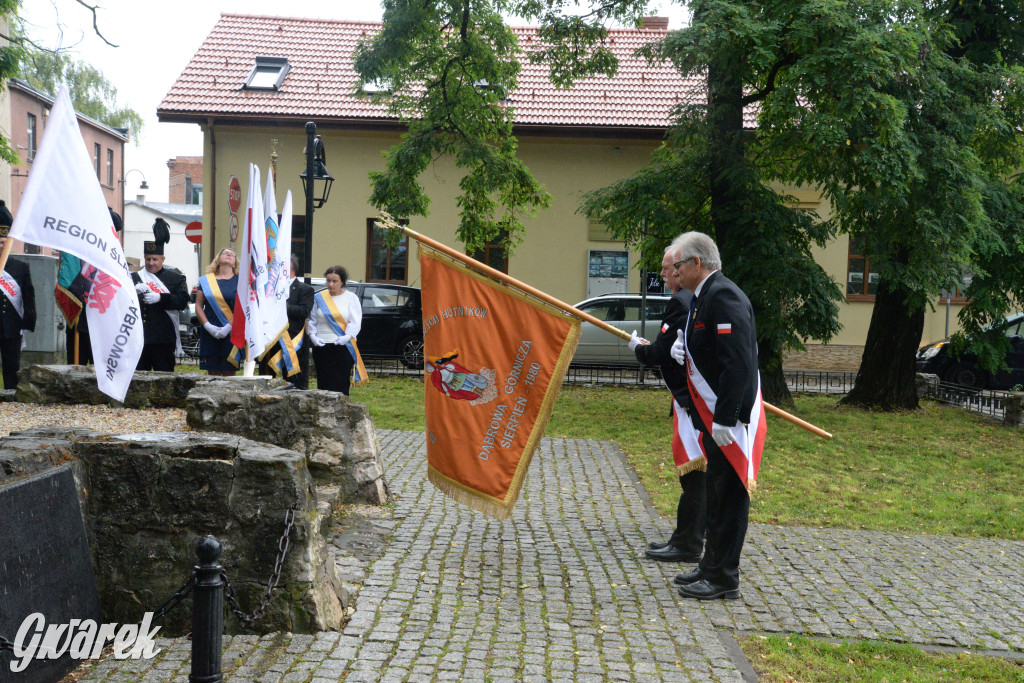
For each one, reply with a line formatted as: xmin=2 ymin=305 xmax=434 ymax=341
xmin=306 ymin=289 xmax=362 ymax=345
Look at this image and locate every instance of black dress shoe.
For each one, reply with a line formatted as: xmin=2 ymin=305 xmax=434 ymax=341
xmin=643 ymin=545 xmax=702 ymax=563
xmin=648 ymin=540 xmax=672 ymax=550
xmin=673 ymin=567 xmax=704 ymax=586
xmin=677 ymin=579 xmax=740 ymax=600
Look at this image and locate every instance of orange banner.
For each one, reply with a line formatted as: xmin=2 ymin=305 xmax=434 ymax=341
xmin=420 ymin=247 xmax=581 ymax=519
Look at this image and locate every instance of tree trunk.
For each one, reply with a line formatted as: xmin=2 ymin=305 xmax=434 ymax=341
xmin=841 ymin=278 xmax=925 ymax=410
xmin=759 ymin=343 xmax=794 ymax=408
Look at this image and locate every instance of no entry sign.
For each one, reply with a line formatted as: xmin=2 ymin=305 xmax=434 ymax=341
xmin=184 ymin=221 xmax=203 ymax=244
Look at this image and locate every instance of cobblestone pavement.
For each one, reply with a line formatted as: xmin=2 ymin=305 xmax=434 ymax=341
xmin=81 ymin=430 xmax=1024 ymax=681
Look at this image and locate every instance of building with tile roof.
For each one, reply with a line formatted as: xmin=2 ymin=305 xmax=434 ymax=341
xmin=159 ymin=14 xmax=967 ymax=366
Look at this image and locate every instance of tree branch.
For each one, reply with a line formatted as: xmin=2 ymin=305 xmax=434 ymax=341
xmin=741 ymin=53 xmax=797 ymax=105
xmin=75 ymin=0 xmax=118 ymax=47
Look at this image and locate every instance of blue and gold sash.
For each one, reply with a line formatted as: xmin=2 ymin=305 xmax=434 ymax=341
xmin=313 ymin=290 xmax=368 ymax=386
xmin=267 ymin=329 xmax=303 ymax=378
xmin=199 ymin=274 xmax=244 ymax=367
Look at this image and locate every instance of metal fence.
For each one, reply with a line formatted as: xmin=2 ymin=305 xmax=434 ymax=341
xmin=920 ymin=377 xmax=1011 ymax=420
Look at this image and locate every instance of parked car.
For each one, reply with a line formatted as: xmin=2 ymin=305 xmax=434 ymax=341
xmin=309 ymin=279 xmax=424 ymax=368
xmin=571 ymin=293 xmax=672 ymax=365
xmin=916 ymin=312 xmax=1024 ymax=389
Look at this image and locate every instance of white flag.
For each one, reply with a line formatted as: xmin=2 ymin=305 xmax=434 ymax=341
xmin=231 ymin=164 xmax=270 ymax=359
xmin=8 ymin=87 xmax=142 ymax=402
xmin=262 ymin=173 xmax=289 ymax=346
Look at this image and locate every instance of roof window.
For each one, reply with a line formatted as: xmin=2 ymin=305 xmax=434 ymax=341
xmin=244 ymin=57 xmax=290 ymax=91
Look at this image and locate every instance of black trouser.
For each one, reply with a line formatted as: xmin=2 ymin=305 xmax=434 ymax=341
xmin=258 ymin=342 xmax=311 ymax=390
xmin=138 ymin=342 xmax=176 ymax=372
xmin=668 ymin=469 xmax=707 ymax=555
xmin=0 ymin=335 xmax=21 ymax=390
xmin=312 ymin=343 xmax=354 ymax=395
xmin=695 ymin=428 xmax=750 ymax=589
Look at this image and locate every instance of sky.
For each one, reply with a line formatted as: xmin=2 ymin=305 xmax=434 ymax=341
xmin=21 ymin=0 xmax=688 ymax=203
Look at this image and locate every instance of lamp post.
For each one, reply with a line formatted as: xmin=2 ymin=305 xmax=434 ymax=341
xmin=299 ymin=121 xmax=335 ymax=282
xmin=118 ymin=168 xmax=149 ymax=217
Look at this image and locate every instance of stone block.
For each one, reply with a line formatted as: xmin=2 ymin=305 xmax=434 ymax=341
xmin=186 ymin=382 xmax=391 ymax=505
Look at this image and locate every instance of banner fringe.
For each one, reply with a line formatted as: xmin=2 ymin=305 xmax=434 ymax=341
xmin=676 ymin=455 xmax=707 ymax=476
xmin=428 ymin=468 xmax=515 ymax=521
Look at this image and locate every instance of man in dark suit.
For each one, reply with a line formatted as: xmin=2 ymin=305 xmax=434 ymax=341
xmin=0 ymin=204 xmax=37 ymax=390
xmin=629 ymin=244 xmax=706 ymax=563
xmin=669 ymin=231 xmax=760 ymax=600
xmin=131 ymin=221 xmax=189 ymax=371
xmin=260 ymin=256 xmax=315 ymax=388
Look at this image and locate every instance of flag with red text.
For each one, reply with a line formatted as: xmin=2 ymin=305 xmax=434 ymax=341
xmin=9 ymin=87 xmax=141 ymax=401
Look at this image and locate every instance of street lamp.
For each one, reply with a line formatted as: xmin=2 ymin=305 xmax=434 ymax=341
xmin=299 ymin=121 xmax=335 ymax=279
xmin=120 ymin=168 xmax=149 ymax=191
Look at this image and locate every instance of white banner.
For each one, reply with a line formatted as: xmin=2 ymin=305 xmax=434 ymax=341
xmin=231 ymin=164 xmax=270 ymax=360
xmin=262 ymin=174 xmax=289 ymax=345
xmin=8 ymin=87 xmax=141 ymax=402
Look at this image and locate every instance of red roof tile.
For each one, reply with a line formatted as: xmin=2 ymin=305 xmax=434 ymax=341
xmin=159 ymin=14 xmax=756 ymax=131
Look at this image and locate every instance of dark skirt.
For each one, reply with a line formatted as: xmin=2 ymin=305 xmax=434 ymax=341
xmin=199 ymin=275 xmax=239 ymax=373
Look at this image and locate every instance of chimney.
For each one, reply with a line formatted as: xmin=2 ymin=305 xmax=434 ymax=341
xmin=641 ymin=16 xmax=669 ymax=30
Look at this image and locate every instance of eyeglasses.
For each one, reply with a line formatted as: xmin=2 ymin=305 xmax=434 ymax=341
xmin=673 ymin=257 xmax=696 ymax=269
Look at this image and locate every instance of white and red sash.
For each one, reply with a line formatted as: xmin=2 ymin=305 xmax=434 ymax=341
xmin=138 ymin=269 xmax=182 ymax=356
xmin=683 ymin=332 xmax=766 ymax=494
xmin=0 ymin=270 xmax=24 ymax=319
xmin=671 ymin=399 xmax=706 ymax=475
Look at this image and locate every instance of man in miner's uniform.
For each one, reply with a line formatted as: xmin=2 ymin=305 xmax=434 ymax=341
xmin=131 ymin=218 xmax=188 ymax=371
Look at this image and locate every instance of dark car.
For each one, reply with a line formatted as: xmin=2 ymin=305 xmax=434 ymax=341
xmin=916 ymin=312 xmax=1024 ymax=389
xmin=310 ymin=279 xmax=424 ymax=368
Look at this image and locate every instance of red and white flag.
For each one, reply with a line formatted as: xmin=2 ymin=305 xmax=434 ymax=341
xmin=683 ymin=341 xmax=766 ymax=493
xmin=9 ymin=87 xmax=142 ymax=401
xmin=671 ymin=400 xmax=706 ymax=475
xmin=231 ymin=164 xmax=271 ymax=360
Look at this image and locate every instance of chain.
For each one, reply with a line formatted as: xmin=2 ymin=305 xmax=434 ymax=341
xmin=151 ymin=572 xmax=197 ymax=622
xmin=222 ymin=508 xmax=295 ymax=628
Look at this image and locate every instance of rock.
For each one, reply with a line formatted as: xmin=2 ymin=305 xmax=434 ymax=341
xmin=0 ymin=427 xmax=346 ymax=636
xmin=14 ymin=365 xmax=284 ymax=408
xmin=186 ymin=383 xmax=391 ymax=505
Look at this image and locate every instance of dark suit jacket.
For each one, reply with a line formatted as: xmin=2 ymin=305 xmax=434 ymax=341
xmin=686 ymin=271 xmax=758 ymax=427
xmin=286 ymin=279 xmax=315 ymax=338
xmin=634 ymin=289 xmax=693 ymax=409
xmin=0 ymin=257 xmax=36 ymax=338
xmin=132 ymin=267 xmax=189 ymax=344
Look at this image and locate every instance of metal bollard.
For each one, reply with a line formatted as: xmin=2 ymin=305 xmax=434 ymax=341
xmin=190 ymin=536 xmax=224 ymax=683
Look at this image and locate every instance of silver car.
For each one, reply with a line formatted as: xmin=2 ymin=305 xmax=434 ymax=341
xmin=572 ymin=293 xmax=672 ymax=365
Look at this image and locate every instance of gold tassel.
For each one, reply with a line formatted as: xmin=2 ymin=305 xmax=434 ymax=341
xmin=676 ymin=455 xmax=707 ymax=476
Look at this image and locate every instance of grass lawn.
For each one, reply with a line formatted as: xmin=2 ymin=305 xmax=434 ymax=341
xmin=351 ymin=376 xmax=1024 ymax=541
xmin=742 ymin=634 xmax=1024 ymax=682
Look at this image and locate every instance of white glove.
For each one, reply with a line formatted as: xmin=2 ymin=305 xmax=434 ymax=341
xmin=334 ymin=334 xmax=352 ymax=346
xmin=214 ymin=324 xmax=232 ymax=340
xmin=203 ymin=322 xmax=219 ymax=337
xmin=670 ymin=329 xmax=687 ymax=365
xmin=143 ymin=290 xmax=161 ymax=304
xmin=711 ymin=422 xmax=735 ymax=448
xmin=628 ymin=330 xmax=649 ymax=351
xmin=308 ymin=332 xmax=323 ymax=347
xmin=135 ymin=283 xmax=149 ymax=295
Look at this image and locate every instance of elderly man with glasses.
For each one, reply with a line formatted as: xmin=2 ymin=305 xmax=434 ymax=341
xmin=668 ymin=231 xmax=762 ymax=601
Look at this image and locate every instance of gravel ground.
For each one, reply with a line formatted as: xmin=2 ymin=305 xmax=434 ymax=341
xmin=0 ymin=403 xmax=188 ymax=438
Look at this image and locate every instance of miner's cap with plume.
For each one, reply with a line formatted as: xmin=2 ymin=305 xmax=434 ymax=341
xmin=144 ymin=217 xmax=171 ymax=256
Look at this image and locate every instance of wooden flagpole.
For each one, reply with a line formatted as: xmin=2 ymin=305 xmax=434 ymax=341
xmin=393 ymin=223 xmax=832 ymax=440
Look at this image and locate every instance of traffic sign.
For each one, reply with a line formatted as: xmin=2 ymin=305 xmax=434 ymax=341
xmin=229 ymin=213 xmax=239 ymax=242
xmin=228 ymin=176 xmax=241 ymax=213
xmin=184 ymin=221 xmax=203 ymax=244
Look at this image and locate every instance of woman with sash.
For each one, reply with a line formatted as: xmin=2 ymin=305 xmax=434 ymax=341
xmin=307 ymin=265 xmax=365 ymax=395
xmin=195 ymin=248 xmax=241 ymax=376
